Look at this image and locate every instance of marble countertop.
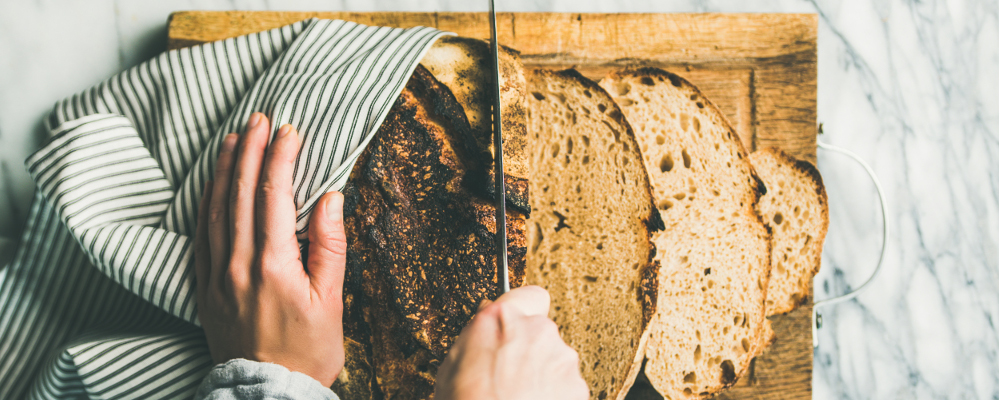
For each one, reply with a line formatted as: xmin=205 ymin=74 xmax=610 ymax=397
xmin=0 ymin=0 xmax=996 ymax=398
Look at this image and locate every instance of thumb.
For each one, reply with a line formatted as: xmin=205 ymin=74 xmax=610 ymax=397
xmin=307 ymin=191 xmax=347 ymax=298
xmin=492 ymin=285 xmax=551 ymax=317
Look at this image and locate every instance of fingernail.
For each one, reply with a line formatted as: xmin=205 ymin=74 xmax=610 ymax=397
xmin=248 ymin=113 xmax=262 ymax=129
xmin=278 ymin=124 xmax=293 ymax=138
xmin=326 ymin=192 xmax=344 ymax=222
xmin=221 ymin=134 xmax=237 ymax=153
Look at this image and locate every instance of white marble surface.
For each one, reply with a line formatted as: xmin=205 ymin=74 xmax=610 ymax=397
xmin=0 ymin=0 xmax=996 ymax=398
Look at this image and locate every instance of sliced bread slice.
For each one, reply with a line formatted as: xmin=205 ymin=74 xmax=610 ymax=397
xmin=526 ymin=68 xmax=663 ymax=400
xmin=748 ymin=147 xmax=829 ymax=316
xmin=600 ymin=68 xmax=772 ymax=399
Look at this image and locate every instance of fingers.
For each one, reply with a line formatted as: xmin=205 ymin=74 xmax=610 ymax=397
xmin=492 ymin=285 xmax=551 ymax=318
xmin=443 ymin=286 xmax=584 ymax=400
xmin=436 ymin=304 xmax=503 ymax=400
xmin=306 ymin=191 xmax=348 ymax=298
xmin=209 ymin=134 xmax=238 ymax=288
xmin=463 ymin=300 xmax=503 ymax=347
xmin=498 ymin=305 xmax=560 ymax=345
xmin=256 ymin=124 xmax=301 ymax=266
xmin=229 ymin=113 xmax=270 ymax=275
xmin=194 ymin=181 xmax=213 ymax=301
xmin=481 ymin=286 xmax=551 ymax=344
xmin=488 ymin=298 xmax=586 ymax=400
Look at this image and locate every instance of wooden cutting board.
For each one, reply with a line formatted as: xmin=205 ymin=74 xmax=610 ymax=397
xmin=167 ymin=11 xmax=816 ymax=399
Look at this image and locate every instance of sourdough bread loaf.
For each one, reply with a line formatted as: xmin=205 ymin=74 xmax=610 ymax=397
xmin=749 ymin=148 xmax=829 ymax=316
xmin=600 ymin=68 xmax=772 ymax=399
xmin=339 ymin=65 xmax=527 ymax=400
xmin=420 ymin=37 xmax=530 ymax=213
xmin=526 ymin=68 xmax=663 ymax=400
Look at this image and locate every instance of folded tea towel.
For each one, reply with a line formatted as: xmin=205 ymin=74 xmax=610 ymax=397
xmin=0 ymin=18 xmax=448 ymax=399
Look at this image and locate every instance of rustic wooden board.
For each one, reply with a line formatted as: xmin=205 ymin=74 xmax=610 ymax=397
xmin=167 ymin=11 xmax=816 ymax=399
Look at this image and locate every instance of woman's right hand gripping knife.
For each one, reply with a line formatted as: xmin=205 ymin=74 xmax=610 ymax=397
xmin=435 ymin=286 xmax=590 ymax=400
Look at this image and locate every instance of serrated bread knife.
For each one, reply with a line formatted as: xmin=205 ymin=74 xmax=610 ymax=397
xmin=488 ymin=0 xmax=510 ymax=295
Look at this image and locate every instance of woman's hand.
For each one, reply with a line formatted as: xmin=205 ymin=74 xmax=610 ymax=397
xmin=434 ymin=286 xmax=590 ymax=400
xmin=194 ymin=112 xmax=347 ymax=387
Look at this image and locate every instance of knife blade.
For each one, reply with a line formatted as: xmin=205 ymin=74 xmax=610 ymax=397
xmin=488 ymin=0 xmax=509 ymax=295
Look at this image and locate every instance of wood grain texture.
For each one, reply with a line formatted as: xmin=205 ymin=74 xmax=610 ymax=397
xmin=167 ymin=11 xmax=816 ymax=399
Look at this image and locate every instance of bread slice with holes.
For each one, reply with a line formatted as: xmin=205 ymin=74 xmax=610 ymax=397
xmin=526 ymin=68 xmax=663 ymax=400
xmin=749 ymin=147 xmax=829 ymax=316
xmin=600 ymin=68 xmax=772 ymax=399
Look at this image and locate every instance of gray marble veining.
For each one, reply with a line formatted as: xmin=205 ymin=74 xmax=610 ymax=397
xmin=0 ymin=0 xmax=995 ymax=398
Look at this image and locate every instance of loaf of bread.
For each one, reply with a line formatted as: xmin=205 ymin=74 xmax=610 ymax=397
xmin=600 ymin=68 xmax=772 ymax=399
xmin=335 ymin=37 xmax=819 ymax=400
xmin=749 ymin=148 xmax=829 ymax=316
xmin=526 ymin=68 xmax=663 ymax=400
xmin=338 ymin=64 xmax=527 ymax=400
xmin=420 ymin=37 xmax=530 ymax=213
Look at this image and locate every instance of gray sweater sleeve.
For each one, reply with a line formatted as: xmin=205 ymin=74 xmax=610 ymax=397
xmin=194 ymin=359 xmax=339 ymax=400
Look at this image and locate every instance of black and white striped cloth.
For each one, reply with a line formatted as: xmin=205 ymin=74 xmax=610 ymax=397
xmin=2 ymin=19 xmax=449 ymax=399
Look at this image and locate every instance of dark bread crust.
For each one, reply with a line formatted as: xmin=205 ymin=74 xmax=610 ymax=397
xmin=420 ymin=36 xmax=531 ymax=215
xmin=490 ymin=42 xmax=530 ymax=214
xmin=341 ymin=65 xmax=527 ymax=400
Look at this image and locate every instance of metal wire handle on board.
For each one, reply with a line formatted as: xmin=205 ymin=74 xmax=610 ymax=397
xmin=811 ymin=140 xmax=889 ymax=348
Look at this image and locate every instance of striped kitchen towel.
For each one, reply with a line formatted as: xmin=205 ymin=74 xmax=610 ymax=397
xmin=1 ymin=18 xmax=449 ymax=399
